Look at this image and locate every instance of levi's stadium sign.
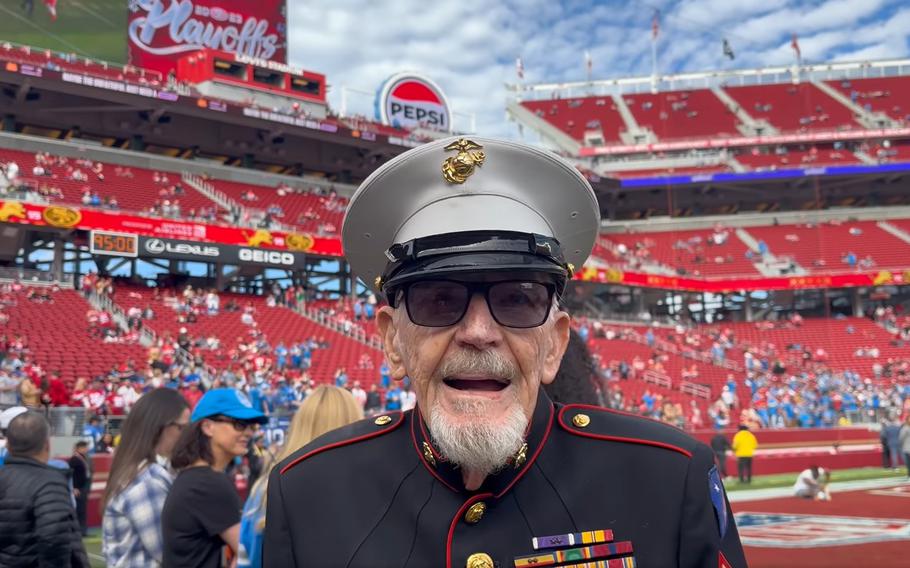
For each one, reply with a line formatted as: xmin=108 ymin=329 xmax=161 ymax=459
xmin=128 ymin=0 xmax=287 ymax=76
xmin=376 ymin=73 xmax=451 ymax=132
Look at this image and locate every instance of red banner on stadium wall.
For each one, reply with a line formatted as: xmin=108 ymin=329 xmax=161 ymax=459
xmin=127 ymin=0 xmax=287 ymax=77
xmin=0 ymin=200 xmax=341 ymax=257
xmin=578 ymin=127 xmax=910 ymax=157
xmin=574 ymin=265 xmax=910 ymax=292
xmin=4 ymin=200 xmax=909 ymax=289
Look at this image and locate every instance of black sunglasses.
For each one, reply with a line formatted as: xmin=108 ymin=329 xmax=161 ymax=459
xmin=392 ymin=279 xmax=556 ymax=328
xmin=208 ymin=416 xmax=257 ymax=432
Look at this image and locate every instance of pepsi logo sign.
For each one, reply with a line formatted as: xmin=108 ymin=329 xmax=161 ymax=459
xmin=377 ymin=73 xmax=451 ymax=132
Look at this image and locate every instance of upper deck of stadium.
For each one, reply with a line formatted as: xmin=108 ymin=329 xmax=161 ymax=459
xmin=508 ymin=58 xmax=910 ymax=166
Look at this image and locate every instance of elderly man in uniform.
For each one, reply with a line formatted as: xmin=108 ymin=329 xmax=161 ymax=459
xmin=264 ymin=138 xmax=746 ymax=567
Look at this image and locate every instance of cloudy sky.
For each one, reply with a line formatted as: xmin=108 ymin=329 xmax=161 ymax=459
xmin=287 ymin=0 xmax=910 ymax=139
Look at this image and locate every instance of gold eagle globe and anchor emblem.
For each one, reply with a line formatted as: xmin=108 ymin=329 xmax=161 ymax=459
xmin=442 ymin=139 xmax=485 ymax=184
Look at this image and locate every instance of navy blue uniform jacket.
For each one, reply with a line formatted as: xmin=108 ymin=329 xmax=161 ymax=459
xmin=263 ymin=391 xmax=747 ymax=567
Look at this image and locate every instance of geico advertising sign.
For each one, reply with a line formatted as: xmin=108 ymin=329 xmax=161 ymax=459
xmin=238 ymin=248 xmax=296 ymax=267
xmin=139 ymin=237 xmax=305 ymax=268
xmin=376 ymin=73 xmax=451 ymax=132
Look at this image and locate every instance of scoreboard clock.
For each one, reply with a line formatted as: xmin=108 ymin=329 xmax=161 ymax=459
xmin=90 ymin=231 xmax=138 ymax=258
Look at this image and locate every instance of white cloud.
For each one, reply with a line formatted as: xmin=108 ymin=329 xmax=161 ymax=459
xmin=286 ymin=1 xmax=910 ymax=139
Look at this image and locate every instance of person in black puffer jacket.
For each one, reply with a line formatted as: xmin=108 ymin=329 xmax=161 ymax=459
xmin=0 ymin=410 xmax=89 ymax=568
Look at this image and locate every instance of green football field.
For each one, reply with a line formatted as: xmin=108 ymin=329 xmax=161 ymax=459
xmin=0 ymin=0 xmax=126 ymax=63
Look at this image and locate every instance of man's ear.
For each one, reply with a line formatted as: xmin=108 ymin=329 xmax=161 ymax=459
xmin=540 ymin=312 xmax=571 ymax=386
xmin=377 ymin=306 xmax=408 ymax=381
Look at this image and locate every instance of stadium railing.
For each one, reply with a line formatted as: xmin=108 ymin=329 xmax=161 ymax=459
xmin=0 ymin=404 xmax=86 ymax=438
xmin=0 ymin=267 xmax=73 ymax=286
xmin=296 ymin=305 xmax=382 ymax=350
xmin=642 ymin=369 xmax=672 ymax=389
xmin=87 ymin=290 xmax=156 ymax=348
xmin=679 ymin=381 xmax=711 ymax=399
xmin=613 ymin=326 xmax=743 ymax=373
xmin=0 ymin=40 xmax=163 ymax=86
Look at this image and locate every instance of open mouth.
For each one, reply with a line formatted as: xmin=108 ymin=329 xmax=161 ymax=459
xmin=443 ymin=377 xmax=510 ymax=392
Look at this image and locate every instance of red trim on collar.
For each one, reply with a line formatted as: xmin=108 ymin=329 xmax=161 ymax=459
xmin=557 ymin=405 xmax=693 ymax=459
xmin=279 ymin=412 xmax=404 ymax=475
xmin=446 ymin=493 xmax=494 ymax=568
xmin=495 ymin=401 xmax=554 ymax=498
xmin=410 ymin=408 xmax=459 ymax=493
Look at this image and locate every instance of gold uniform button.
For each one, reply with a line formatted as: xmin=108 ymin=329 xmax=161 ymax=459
xmin=374 ymin=415 xmax=392 ymax=426
xmin=466 ymin=552 xmax=494 ymax=568
xmin=572 ymin=413 xmax=591 ymax=428
xmin=464 ymin=502 xmax=487 ymax=524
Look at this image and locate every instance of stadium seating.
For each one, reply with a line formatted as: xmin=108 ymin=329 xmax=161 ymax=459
xmin=206 ymin=179 xmax=347 ymax=234
xmin=734 ymin=146 xmax=861 ymax=170
xmin=601 ymin=227 xmax=760 ymax=277
xmin=2 ymin=287 xmax=146 ymax=383
xmin=521 ymin=96 xmax=627 ymax=144
xmin=722 ymin=83 xmax=860 ymax=133
xmin=886 ymin=218 xmax=910 ymax=236
xmin=598 ymin=219 xmax=910 ymax=278
xmin=516 ymin=78 xmax=907 ymax=148
xmin=624 ymin=90 xmax=740 ymax=139
xmin=590 ymin=335 xmax=728 ymax=387
xmin=0 ymin=147 xmax=225 ymax=218
xmin=746 ymin=220 xmax=910 ymax=272
xmin=699 ymin=317 xmax=905 ymax=375
xmin=825 ymin=76 xmax=910 ymax=123
xmin=306 ymin=298 xmax=380 ymax=340
xmin=870 ymin=140 xmax=910 ymax=163
xmin=108 ymin=286 xmax=384 ymax=383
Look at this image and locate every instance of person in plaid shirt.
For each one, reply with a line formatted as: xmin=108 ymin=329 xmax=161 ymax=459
xmin=102 ymin=389 xmax=190 ymax=567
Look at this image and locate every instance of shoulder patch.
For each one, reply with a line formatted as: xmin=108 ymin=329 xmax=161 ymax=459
xmin=557 ymin=404 xmax=694 ymax=458
xmin=279 ymin=411 xmax=405 ymax=475
xmin=709 ymin=465 xmax=728 ymax=539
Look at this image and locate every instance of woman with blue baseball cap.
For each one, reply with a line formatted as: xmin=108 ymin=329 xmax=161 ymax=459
xmin=161 ymin=389 xmax=267 ymax=568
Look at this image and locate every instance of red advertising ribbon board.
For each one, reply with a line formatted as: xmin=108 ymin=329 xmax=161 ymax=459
xmin=3 ymin=200 xmax=907 ymax=291
xmin=575 ymin=265 xmax=910 ymax=292
xmin=0 ymin=200 xmax=341 ymax=257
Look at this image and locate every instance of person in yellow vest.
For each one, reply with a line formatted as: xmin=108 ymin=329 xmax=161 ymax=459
xmin=732 ymin=424 xmax=758 ymax=483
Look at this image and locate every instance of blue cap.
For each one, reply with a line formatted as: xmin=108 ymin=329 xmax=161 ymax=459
xmin=191 ymin=388 xmax=268 ymax=424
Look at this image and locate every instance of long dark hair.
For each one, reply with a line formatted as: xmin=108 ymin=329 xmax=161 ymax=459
xmin=102 ymin=388 xmax=189 ymax=509
xmin=545 ymin=328 xmax=600 ymax=405
xmin=170 ymin=420 xmax=214 ymax=470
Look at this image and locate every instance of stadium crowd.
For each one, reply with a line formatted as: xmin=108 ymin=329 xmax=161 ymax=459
xmin=2 ymin=277 xmax=909 ymax=442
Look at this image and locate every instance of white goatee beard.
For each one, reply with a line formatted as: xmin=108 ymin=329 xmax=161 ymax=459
xmin=427 ymin=397 xmax=528 ymax=478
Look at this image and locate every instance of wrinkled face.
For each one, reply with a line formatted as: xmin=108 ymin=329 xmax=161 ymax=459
xmin=378 ymin=276 xmax=570 ymax=472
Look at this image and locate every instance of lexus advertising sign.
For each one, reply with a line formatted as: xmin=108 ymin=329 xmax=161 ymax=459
xmin=137 ymin=236 xmax=306 ymax=268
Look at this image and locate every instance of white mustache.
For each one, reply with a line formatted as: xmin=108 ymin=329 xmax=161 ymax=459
xmin=436 ymin=349 xmax=519 ymax=381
